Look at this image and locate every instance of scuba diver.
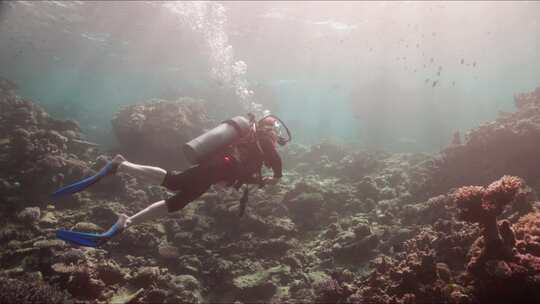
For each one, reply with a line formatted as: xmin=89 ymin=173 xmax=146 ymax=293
xmin=54 ymin=112 xmax=291 ymax=247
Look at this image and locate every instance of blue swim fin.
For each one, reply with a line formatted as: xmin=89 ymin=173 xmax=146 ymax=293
xmin=56 ymin=221 xmax=124 ymax=248
xmin=56 ymin=229 xmax=103 ymax=247
xmin=51 ymin=161 xmax=113 ymax=198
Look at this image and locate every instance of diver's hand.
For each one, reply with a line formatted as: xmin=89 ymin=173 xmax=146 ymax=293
xmin=263 ymin=177 xmax=280 ymax=186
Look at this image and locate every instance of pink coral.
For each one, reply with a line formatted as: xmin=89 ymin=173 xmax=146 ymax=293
xmin=513 ymin=212 xmax=540 ymax=239
xmin=453 ymin=176 xmax=525 ymax=251
xmin=454 ymin=176 xmax=524 ymax=223
xmin=453 ymin=186 xmax=485 ymax=223
xmin=483 ymin=175 xmax=524 ymax=215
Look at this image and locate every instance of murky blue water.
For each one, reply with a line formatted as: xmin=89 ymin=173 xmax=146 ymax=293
xmin=1 ymin=1 xmax=539 ymax=151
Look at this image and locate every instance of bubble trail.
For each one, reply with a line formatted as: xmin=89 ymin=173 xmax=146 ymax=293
xmin=162 ymin=1 xmax=262 ymax=114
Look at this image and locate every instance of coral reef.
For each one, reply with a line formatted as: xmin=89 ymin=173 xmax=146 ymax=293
xmin=453 ymin=176 xmax=525 ymax=258
xmin=0 ymin=77 xmax=95 ymax=203
xmin=3 ymin=79 xmax=540 ymax=303
xmin=111 ymin=98 xmax=212 ymax=169
xmin=426 ymin=85 xmax=540 ymax=197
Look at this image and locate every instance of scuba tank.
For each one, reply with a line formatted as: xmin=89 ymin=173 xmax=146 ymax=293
xmin=183 ymin=116 xmax=251 ymax=164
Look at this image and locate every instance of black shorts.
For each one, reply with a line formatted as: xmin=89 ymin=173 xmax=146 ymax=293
xmin=161 ymin=156 xmax=235 ymax=212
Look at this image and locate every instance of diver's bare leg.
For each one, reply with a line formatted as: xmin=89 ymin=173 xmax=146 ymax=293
xmin=114 ymin=155 xmax=167 ymax=185
xmin=125 ymin=200 xmax=169 ymax=227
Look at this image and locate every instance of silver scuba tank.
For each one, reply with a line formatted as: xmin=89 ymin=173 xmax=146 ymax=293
xmin=183 ymin=116 xmax=251 ymax=164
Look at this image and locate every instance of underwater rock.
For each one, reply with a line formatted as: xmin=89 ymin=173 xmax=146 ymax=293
xmin=314 ymin=277 xmax=354 ymax=304
xmin=332 ymin=231 xmax=380 ymax=262
xmin=33 ymin=239 xmax=65 ymax=249
xmin=284 ymin=191 xmax=326 ymax=230
xmin=231 ymin=266 xmax=288 ymax=301
xmin=255 ymin=236 xmax=297 ymax=257
xmin=171 ymin=255 xmax=202 ymax=277
xmin=167 ymin=274 xmax=203 ymax=302
xmin=53 ymin=263 xmax=107 ymax=299
xmin=0 ymin=276 xmax=70 ymax=304
xmin=355 ymin=177 xmax=381 ymax=201
xmin=109 ymin=287 xmax=144 ymax=304
xmin=131 ymin=266 xmax=161 ymax=288
xmin=158 ymin=244 xmax=180 ymax=259
xmin=111 ymin=98 xmax=212 ymax=169
xmin=96 ymin=261 xmax=125 ymax=285
xmin=425 ymin=85 xmax=540 ymax=197
xmin=89 ymin=205 xmax=119 ymax=228
xmin=143 ymin=288 xmax=169 ymax=303
xmin=39 ymin=211 xmax=58 ymax=228
xmin=17 ymin=206 xmax=41 ymax=224
xmin=73 ymin=222 xmax=103 ymax=233
xmin=0 ymin=81 xmax=88 ymax=199
xmin=117 ymin=225 xmax=161 ymax=250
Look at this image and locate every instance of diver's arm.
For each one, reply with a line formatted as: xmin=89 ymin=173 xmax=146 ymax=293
xmin=259 ymin=136 xmax=283 ymax=183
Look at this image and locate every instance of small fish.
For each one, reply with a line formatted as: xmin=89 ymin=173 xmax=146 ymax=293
xmin=472 ymin=61 xmax=477 ymax=67
xmin=452 ymin=81 xmax=456 ymax=86
xmin=432 ymin=80 xmax=438 ymax=87
xmin=460 ymin=58 xmax=464 ymax=64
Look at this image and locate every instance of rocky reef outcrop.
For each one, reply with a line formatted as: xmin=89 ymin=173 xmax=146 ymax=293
xmin=0 ymin=77 xmax=97 ymax=204
xmin=425 ymin=85 xmax=540 ymax=197
xmin=111 ymin=98 xmax=212 ymax=169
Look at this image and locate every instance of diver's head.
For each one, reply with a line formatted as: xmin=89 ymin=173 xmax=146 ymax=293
xmin=258 ymin=115 xmax=280 ymax=139
xmin=257 ymin=113 xmax=291 ymax=146
xmin=260 ymin=117 xmax=281 ymax=145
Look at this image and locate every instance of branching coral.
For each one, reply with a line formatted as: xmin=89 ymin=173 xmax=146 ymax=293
xmin=452 ymin=177 xmax=540 ymax=303
xmin=453 ymin=176 xmax=525 ymax=257
xmin=512 ymin=212 xmax=540 ymax=256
